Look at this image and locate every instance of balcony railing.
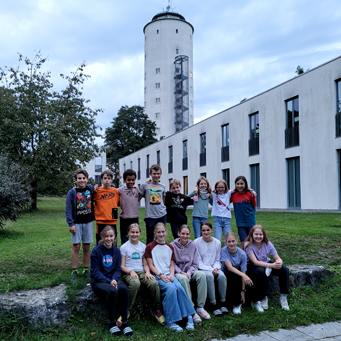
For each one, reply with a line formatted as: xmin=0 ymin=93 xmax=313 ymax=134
xmin=168 ymin=162 xmax=173 ymax=174
xmin=285 ymin=126 xmax=299 ymax=148
xmin=221 ymin=146 xmax=229 ymax=162
xmin=200 ymin=152 xmax=206 ymax=167
xmin=249 ymin=136 xmax=259 ymax=156
xmin=182 ymin=157 xmax=188 ymax=171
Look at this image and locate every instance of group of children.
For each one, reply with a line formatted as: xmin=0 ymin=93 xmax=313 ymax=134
xmin=65 ymin=165 xmax=290 ymax=336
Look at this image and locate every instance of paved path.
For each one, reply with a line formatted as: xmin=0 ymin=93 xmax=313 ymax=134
xmin=213 ymin=321 xmax=341 ymax=341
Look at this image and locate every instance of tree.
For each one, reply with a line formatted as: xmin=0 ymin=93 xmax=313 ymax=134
xmin=104 ymin=105 xmax=157 ymax=183
xmin=0 ymin=52 xmax=101 ymax=209
xmin=296 ymin=65 xmax=305 ymax=75
xmin=0 ymin=154 xmax=31 ymax=229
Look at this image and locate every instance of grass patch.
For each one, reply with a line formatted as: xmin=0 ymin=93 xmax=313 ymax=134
xmin=0 ymin=197 xmax=341 ymax=340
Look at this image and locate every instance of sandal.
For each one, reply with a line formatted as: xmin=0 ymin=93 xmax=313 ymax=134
xmin=193 ymin=313 xmax=202 ymax=323
xmin=121 ymin=325 xmax=133 ymax=337
xmin=166 ymin=322 xmax=183 ymax=332
xmin=197 ymin=309 xmax=211 ymax=320
xmin=108 ymin=325 xmax=122 ymax=336
xmin=186 ymin=322 xmax=194 ymax=330
xmin=154 ymin=311 xmax=166 ymax=325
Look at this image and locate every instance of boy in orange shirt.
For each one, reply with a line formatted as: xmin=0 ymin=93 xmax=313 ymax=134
xmin=93 ymin=170 xmax=120 ymax=244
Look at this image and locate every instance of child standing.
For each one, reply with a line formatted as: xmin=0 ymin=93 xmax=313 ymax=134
xmin=211 ymin=179 xmax=231 ymax=242
xmin=231 ymin=176 xmax=257 ymax=249
xmin=90 ymin=226 xmax=133 ymax=337
xmin=65 ymin=169 xmax=94 ymax=280
xmin=220 ymin=232 xmax=253 ymax=314
xmin=188 ymin=177 xmax=213 ymax=239
xmin=165 ymin=179 xmax=193 ymax=239
xmin=120 ymin=223 xmax=165 ymax=325
xmin=118 ymin=169 xmax=140 ymax=245
xmin=244 ymin=225 xmax=290 ymax=313
xmin=194 ymin=221 xmax=228 ymax=316
xmin=93 ymin=170 xmax=120 ymax=245
xmin=140 ymin=164 xmax=167 ymax=244
xmin=145 ymin=223 xmax=196 ymax=332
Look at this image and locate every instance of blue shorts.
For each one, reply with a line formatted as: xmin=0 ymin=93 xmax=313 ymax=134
xmin=71 ymin=222 xmax=93 ymax=244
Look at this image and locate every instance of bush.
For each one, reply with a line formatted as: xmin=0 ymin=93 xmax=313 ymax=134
xmin=0 ymin=154 xmax=31 ymax=228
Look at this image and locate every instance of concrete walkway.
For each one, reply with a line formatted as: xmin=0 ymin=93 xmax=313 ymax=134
xmin=213 ymin=321 xmax=341 ymax=341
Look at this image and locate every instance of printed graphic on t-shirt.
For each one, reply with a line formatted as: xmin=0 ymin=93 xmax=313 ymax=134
xmin=216 ymin=196 xmax=229 ymax=210
xmin=126 ymin=189 xmax=139 ymax=198
xmin=132 ymin=252 xmax=141 ymax=260
xmin=148 ymin=185 xmax=162 ymax=205
xmin=171 ymin=195 xmax=184 ymax=208
xmin=102 ymin=254 xmax=113 ymax=267
xmin=100 ymin=192 xmax=115 ymax=200
xmin=76 ymin=189 xmax=92 ymax=215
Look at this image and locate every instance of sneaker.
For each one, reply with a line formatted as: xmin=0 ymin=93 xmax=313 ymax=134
xmin=251 ymin=301 xmax=264 ymax=313
xmin=279 ymin=298 xmax=290 ymax=311
xmin=232 ymin=304 xmax=242 ymax=314
xmin=261 ymin=296 xmax=268 ymax=310
xmin=82 ymin=268 xmax=90 ymax=280
xmin=70 ymin=269 xmax=78 ymax=282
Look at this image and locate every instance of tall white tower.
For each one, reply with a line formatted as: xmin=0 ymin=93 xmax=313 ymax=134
xmin=143 ymin=10 xmax=194 ymax=138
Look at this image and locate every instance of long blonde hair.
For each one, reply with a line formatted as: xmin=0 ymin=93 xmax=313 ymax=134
xmin=99 ymin=225 xmax=116 ymax=244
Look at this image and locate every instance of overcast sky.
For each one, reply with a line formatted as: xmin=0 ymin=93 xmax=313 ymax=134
xmin=1 ymin=0 xmax=341 ymax=145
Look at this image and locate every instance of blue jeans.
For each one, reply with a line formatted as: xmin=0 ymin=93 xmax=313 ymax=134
xmin=145 ymin=215 xmax=167 ymax=244
xmin=192 ymin=217 xmax=207 ymax=239
xmin=237 ymin=226 xmax=252 ymax=242
xmin=155 ymin=275 xmax=195 ymax=324
xmin=213 ymin=216 xmax=231 ymax=242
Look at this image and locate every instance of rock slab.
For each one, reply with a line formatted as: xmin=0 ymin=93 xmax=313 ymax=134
xmin=0 ymin=284 xmax=70 ymax=328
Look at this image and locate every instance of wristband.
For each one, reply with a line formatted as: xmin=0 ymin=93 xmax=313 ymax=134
xmin=241 ymin=289 xmax=246 ymax=292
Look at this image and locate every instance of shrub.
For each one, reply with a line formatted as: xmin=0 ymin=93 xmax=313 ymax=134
xmin=0 ymin=154 xmax=31 ymax=228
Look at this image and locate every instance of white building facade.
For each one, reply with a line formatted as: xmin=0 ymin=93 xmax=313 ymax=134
xmin=120 ymin=56 xmax=341 ymax=212
xmin=83 ymin=151 xmax=107 ymax=184
xmin=144 ymin=11 xmax=194 ymax=138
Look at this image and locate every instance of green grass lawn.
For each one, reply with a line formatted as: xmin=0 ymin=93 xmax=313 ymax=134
xmin=0 ymin=197 xmax=341 ymax=340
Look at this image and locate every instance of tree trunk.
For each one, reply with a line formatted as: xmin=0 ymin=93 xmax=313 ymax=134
xmin=31 ymin=180 xmax=37 ymax=210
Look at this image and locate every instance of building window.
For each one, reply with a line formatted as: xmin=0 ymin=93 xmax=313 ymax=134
xmin=221 ymin=124 xmax=229 ymax=162
xmin=222 ymin=168 xmax=230 ymax=189
xmin=168 ymin=146 xmax=173 ymax=173
xmin=95 ymin=175 xmax=101 ymax=184
xmin=155 ymin=112 xmax=160 ymax=119
xmin=249 ymin=112 xmax=259 ymax=156
xmin=146 ymin=155 xmax=150 ymax=178
xmin=200 ymin=133 xmax=206 ymax=167
xmin=200 ymin=172 xmax=206 ymax=178
xmin=285 ymin=97 xmax=299 ymax=148
xmin=287 ymin=157 xmax=301 ymax=208
xmin=130 ymin=161 xmax=133 ymax=169
xmin=155 ymin=98 xmax=160 ymax=104
xmin=250 ymin=164 xmax=260 ymax=208
xmin=157 ymin=29 xmax=159 ymax=34
xmin=190 ymin=86 xmax=193 ymax=93
xmin=144 ymin=72 xmax=146 ymax=79
xmin=190 ymin=100 xmax=193 ymax=107
xmin=156 ymin=67 xmax=160 ymax=74
xmin=95 ymin=156 xmax=102 ymax=172
xmin=176 ymin=29 xmax=178 ymax=33
xmin=144 ymin=87 xmax=146 ymax=94
xmin=137 ymin=158 xmax=141 ymax=180
xmin=336 ymin=80 xmax=341 ymax=137
xmin=157 ymin=150 xmax=160 ymax=165
xmin=183 ymin=176 xmax=188 ymax=195
xmin=155 ymin=82 xmax=160 ymax=89
xmin=156 ymin=128 xmax=160 ymax=134
xmin=182 ymin=140 xmax=188 ymax=170
xmin=123 ymin=163 xmax=126 ymax=172
xmin=190 ymin=71 xmax=193 ymax=78
xmin=176 ymin=48 xmax=178 ymax=54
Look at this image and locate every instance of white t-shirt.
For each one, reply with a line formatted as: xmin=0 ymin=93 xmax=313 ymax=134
xmin=211 ymin=191 xmax=231 ymax=218
xmin=120 ymin=240 xmax=146 ymax=272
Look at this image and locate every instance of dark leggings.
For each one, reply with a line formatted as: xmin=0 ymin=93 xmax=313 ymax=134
xmin=91 ymin=279 xmax=129 ymax=323
xmin=246 ymin=263 xmax=290 ymax=302
xmin=224 ymin=270 xmax=243 ymax=306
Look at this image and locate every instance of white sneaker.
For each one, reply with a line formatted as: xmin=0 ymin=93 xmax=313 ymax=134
xmin=261 ymin=296 xmax=268 ymax=310
xmin=251 ymin=301 xmax=264 ymax=313
xmin=232 ymin=304 xmax=242 ymax=314
xmin=279 ymin=298 xmax=290 ymax=311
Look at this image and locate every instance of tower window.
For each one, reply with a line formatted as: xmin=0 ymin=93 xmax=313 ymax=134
xmin=157 ymin=29 xmax=159 ymax=34
xmin=155 ymin=82 xmax=160 ymax=89
xmin=155 ymin=98 xmax=160 ymax=104
xmin=176 ymin=29 xmax=178 ymax=33
xmin=176 ymin=49 xmax=178 ymax=54
xmin=155 ymin=112 xmax=160 ymax=119
xmin=156 ymin=68 xmax=160 ymax=74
